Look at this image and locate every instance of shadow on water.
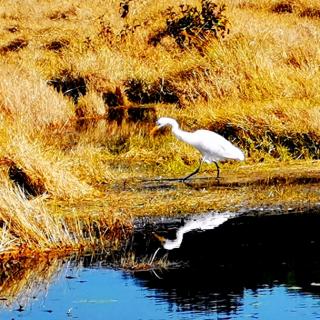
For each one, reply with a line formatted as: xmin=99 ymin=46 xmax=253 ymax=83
xmin=1 ymin=210 xmax=320 ymax=319
xmin=130 ymin=211 xmax=320 ymax=312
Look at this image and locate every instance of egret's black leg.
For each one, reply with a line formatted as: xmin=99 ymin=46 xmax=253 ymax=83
xmin=214 ymin=161 xmax=220 ymax=179
xmin=182 ymin=160 xmax=203 ymax=181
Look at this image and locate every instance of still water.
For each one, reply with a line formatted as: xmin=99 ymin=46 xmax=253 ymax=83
xmin=2 ymin=267 xmax=320 ymax=320
xmin=1 ymin=212 xmax=320 ymax=319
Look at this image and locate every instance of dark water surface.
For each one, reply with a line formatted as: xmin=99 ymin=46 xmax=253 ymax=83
xmin=1 ymin=212 xmax=320 ymax=319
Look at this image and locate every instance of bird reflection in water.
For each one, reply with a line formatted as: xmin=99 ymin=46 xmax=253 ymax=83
xmin=151 ymin=212 xmax=238 ymax=263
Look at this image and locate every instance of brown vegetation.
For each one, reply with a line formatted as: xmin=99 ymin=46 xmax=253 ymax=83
xmin=0 ymin=0 xmax=319 ymax=256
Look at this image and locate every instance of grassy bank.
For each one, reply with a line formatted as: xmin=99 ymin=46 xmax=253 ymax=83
xmin=0 ymin=0 xmax=319 ymax=255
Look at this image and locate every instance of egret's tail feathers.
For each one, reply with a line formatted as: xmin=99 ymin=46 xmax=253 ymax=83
xmin=237 ymin=150 xmax=245 ymax=161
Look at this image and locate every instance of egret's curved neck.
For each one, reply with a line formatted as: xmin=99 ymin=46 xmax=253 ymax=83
xmin=164 ymin=229 xmax=184 ymax=250
xmin=171 ymin=123 xmax=194 ymax=145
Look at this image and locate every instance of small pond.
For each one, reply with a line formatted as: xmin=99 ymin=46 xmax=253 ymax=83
xmin=1 ymin=210 xmax=320 ymax=319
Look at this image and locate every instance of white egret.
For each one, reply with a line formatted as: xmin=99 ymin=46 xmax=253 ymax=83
xmin=152 ymin=117 xmax=245 ymax=180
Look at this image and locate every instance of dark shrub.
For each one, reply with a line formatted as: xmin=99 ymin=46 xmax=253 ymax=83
xmin=124 ymin=79 xmax=179 ymax=104
xmin=149 ymin=0 xmax=229 ymax=50
xmin=271 ymin=2 xmax=294 ymax=13
xmin=0 ymin=38 xmax=28 ymax=53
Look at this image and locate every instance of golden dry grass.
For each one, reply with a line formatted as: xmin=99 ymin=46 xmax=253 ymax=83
xmin=0 ymin=0 xmax=319 ymax=255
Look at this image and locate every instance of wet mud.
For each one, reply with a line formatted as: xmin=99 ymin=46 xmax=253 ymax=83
xmin=124 ymin=171 xmax=320 ymax=192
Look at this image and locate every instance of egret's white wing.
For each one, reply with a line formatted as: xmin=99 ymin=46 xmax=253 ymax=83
xmin=192 ymin=130 xmax=244 ymax=161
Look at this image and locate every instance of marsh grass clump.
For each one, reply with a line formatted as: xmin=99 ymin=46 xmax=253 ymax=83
xmin=98 ymin=19 xmax=116 ymax=45
xmin=0 ymin=63 xmax=73 ymax=128
xmin=119 ymin=0 xmax=131 ymax=19
xmin=48 ymin=6 xmax=77 ymax=20
xmin=149 ymin=0 xmax=229 ymax=50
xmin=106 ymin=106 xmax=156 ymax=126
xmin=6 ymin=160 xmax=46 ymax=198
xmin=103 ymin=87 xmax=126 ymax=124
xmin=124 ymin=78 xmax=179 ymax=104
xmin=106 ymin=134 xmax=130 ymax=155
xmin=103 ymin=87 xmax=125 ymax=108
xmin=0 ymin=184 xmax=74 ymax=251
xmin=0 ymin=38 xmax=28 ymax=53
xmin=102 ymin=88 xmax=157 ymax=131
xmin=300 ymin=7 xmax=320 ymax=19
xmin=103 ymin=85 xmax=158 ymax=127
xmin=119 ymin=251 xmax=170 ymax=271
xmin=107 ymin=107 xmax=126 ymax=125
xmin=271 ymin=1 xmax=294 ymax=13
xmin=44 ymin=39 xmax=69 ymax=52
xmin=0 ymin=179 xmax=132 ymax=254
xmin=127 ymin=106 xmax=157 ymax=124
xmin=6 ymin=25 xmax=19 ymax=33
xmin=270 ymin=1 xmax=320 ymax=18
xmin=48 ymin=74 xmax=87 ymax=104
xmin=213 ymin=121 xmax=320 ymax=160
xmin=1 ymin=133 xmax=95 ymax=200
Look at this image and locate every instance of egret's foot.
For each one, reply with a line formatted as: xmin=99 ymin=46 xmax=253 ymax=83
xmin=177 ymin=175 xmax=191 ymax=183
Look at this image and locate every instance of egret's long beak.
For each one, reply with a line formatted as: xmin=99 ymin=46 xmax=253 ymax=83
xmin=152 ymin=232 xmax=166 ymax=245
xmin=150 ymin=125 xmax=160 ymax=136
